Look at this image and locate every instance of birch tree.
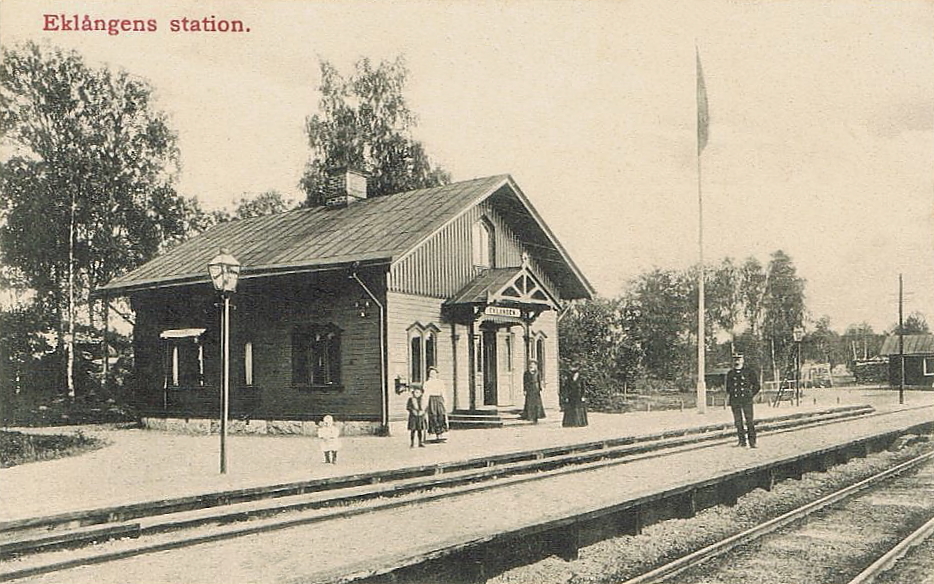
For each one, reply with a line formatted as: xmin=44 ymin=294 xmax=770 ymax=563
xmin=0 ymin=41 xmax=188 ymax=396
xmin=300 ymin=56 xmax=450 ymax=205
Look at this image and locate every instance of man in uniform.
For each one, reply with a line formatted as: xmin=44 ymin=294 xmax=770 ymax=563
xmin=725 ymin=353 xmax=760 ymax=448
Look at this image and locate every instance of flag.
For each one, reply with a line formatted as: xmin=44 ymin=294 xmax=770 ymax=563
xmin=696 ymin=47 xmax=709 ymax=154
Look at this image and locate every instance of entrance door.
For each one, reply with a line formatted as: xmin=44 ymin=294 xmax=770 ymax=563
xmin=499 ymin=330 xmax=517 ymax=405
xmin=482 ymin=330 xmax=498 ymax=405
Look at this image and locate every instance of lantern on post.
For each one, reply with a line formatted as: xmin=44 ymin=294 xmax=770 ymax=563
xmin=208 ymin=249 xmax=240 ymax=474
xmin=793 ymin=326 xmax=805 ymax=407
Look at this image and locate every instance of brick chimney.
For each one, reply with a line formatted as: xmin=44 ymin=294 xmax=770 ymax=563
xmin=324 ymin=167 xmax=368 ymax=208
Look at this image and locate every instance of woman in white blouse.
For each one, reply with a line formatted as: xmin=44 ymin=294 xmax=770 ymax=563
xmin=423 ymin=367 xmax=449 ymax=442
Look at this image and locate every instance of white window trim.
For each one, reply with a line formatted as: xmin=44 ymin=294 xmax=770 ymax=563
xmin=162 ymin=328 xmax=206 ymax=388
xmin=171 ymin=346 xmax=179 ymax=387
xmin=924 ymin=356 xmax=934 ymax=376
xmin=407 ymin=323 xmax=440 ymax=385
xmin=472 ymin=217 xmax=495 ymax=269
xmin=245 ymin=342 xmax=254 ymax=386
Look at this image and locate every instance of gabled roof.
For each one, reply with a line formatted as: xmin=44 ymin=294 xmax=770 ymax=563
xmin=447 ymin=268 xmax=524 ymax=305
xmin=99 ymin=174 xmax=593 ymax=299
xmin=880 ymin=334 xmax=934 ymax=356
xmin=446 ymin=265 xmax=557 ymax=308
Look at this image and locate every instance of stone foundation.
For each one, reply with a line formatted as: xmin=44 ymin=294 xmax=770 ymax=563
xmin=141 ymin=417 xmax=382 ymax=437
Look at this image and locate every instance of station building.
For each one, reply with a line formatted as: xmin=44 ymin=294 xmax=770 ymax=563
xmin=98 ymin=172 xmax=593 ymax=434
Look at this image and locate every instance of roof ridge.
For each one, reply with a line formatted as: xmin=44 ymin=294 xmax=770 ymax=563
xmin=99 ymin=174 xmax=514 ymax=293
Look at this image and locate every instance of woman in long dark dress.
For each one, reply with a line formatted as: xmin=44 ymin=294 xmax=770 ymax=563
xmin=522 ymin=360 xmax=546 ymax=423
xmin=561 ymin=366 xmax=589 ymax=427
xmin=423 ymin=367 xmax=448 ymax=442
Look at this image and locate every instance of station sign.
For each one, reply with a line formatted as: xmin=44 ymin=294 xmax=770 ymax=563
xmin=484 ymin=306 xmax=521 ymax=318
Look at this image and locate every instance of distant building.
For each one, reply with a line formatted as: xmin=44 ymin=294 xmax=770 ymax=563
xmin=879 ymin=334 xmax=934 ymax=388
xmin=97 ymin=172 xmax=593 ymax=434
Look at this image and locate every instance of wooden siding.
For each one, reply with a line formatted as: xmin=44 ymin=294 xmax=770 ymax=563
xmin=131 ymin=270 xmax=385 ymax=422
xmin=386 ymin=292 xmax=452 ymax=421
xmin=389 ymin=200 xmax=560 ymax=301
xmin=888 ymin=356 xmax=934 ymax=387
xmin=531 ymin=310 xmax=561 ymax=410
xmin=385 ymin=291 xmax=561 ymax=416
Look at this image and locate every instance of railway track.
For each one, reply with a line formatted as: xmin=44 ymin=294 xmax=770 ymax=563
xmin=845 ymin=509 xmax=934 ymax=584
xmin=621 ymin=447 xmax=934 ymax=584
xmin=0 ymin=404 xmax=925 ymax=583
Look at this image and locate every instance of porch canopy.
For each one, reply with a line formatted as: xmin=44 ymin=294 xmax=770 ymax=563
xmin=443 ymin=263 xmax=558 ymax=324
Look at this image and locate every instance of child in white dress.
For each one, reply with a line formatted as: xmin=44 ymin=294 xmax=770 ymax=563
xmin=318 ymin=414 xmax=341 ymax=464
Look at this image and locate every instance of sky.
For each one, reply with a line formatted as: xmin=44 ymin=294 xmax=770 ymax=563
xmin=1 ymin=0 xmax=932 ymax=333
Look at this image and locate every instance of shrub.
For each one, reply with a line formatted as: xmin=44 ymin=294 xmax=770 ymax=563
xmin=0 ymin=429 xmax=106 ymax=467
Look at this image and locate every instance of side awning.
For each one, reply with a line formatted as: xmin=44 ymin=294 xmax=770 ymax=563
xmin=159 ymin=328 xmax=207 ymax=339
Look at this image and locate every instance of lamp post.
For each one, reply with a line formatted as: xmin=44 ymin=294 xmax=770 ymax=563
xmin=208 ymin=249 xmax=240 ymax=474
xmin=793 ymin=327 xmax=804 ymax=407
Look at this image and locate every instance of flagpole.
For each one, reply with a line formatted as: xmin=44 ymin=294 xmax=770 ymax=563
xmin=697 ymin=136 xmax=707 ymax=414
xmin=696 ymin=46 xmax=707 ymax=414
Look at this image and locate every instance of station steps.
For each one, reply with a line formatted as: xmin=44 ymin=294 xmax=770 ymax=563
xmin=448 ymin=407 xmax=525 ymax=429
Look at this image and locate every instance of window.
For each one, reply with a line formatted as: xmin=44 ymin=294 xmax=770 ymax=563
xmin=408 ymin=323 xmax=439 ymax=384
xmin=292 ymin=324 xmax=342 ymax=388
xmin=244 ymin=342 xmax=254 ymax=386
xmin=925 ymin=357 xmax=934 ymax=376
xmin=505 ymin=334 xmax=514 ymax=372
xmin=533 ymin=333 xmax=547 ymax=381
xmin=160 ymin=329 xmax=205 ymax=388
xmin=472 ymin=218 xmax=495 ymax=268
xmin=410 ymin=336 xmax=422 ymax=383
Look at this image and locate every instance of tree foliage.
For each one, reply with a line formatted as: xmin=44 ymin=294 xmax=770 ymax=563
xmin=1 ymin=42 xmax=186 ymax=295
xmin=624 ymin=268 xmax=696 ymax=385
xmin=708 ymin=258 xmax=743 ymax=346
xmin=172 ymin=190 xmax=294 ymax=235
xmin=299 ymin=57 xmax=450 ymax=205
xmin=842 ymin=322 xmax=882 ymax=362
xmin=233 ymin=190 xmax=293 ymax=219
xmin=0 ymin=41 xmax=189 ymax=394
xmin=895 ymin=311 xmax=930 ymax=335
xmin=761 ymin=250 xmax=806 ymax=378
xmin=558 ymin=298 xmax=640 ymax=406
xmin=804 ymin=316 xmax=845 ymax=367
xmin=559 ymin=251 xmax=814 ymax=401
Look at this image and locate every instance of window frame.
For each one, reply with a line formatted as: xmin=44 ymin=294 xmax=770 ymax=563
xmin=244 ymin=341 xmax=254 ymax=386
xmin=291 ymin=323 xmax=343 ymax=391
xmin=472 ymin=217 xmax=495 ymax=269
xmin=505 ymin=333 xmax=514 ymax=373
xmin=407 ymin=323 xmax=440 ymax=386
xmin=161 ymin=330 xmax=205 ymax=389
xmin=532 ymin=332 xmax=547 ymax=381
xmin=924 ymin=356 xmax=934 ymax=376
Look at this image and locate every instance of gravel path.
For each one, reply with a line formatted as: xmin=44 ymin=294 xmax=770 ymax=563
xmin=6 ymin=404 xmax=932 ymax=584
xmin=2 ymin=392 xmax=893 ymax=522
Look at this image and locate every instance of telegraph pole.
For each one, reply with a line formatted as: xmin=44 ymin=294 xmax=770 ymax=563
xmin=898 ymin=274 xmax=904 ymax=405
xmin=695 ymin=46 xmax=709 ymax=414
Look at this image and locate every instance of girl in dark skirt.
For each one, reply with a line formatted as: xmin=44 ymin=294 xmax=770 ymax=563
xmin=406 ymin=386 xmax=427 ymax=447
xmin=423 ymin=367 xmax=449 ymax=442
